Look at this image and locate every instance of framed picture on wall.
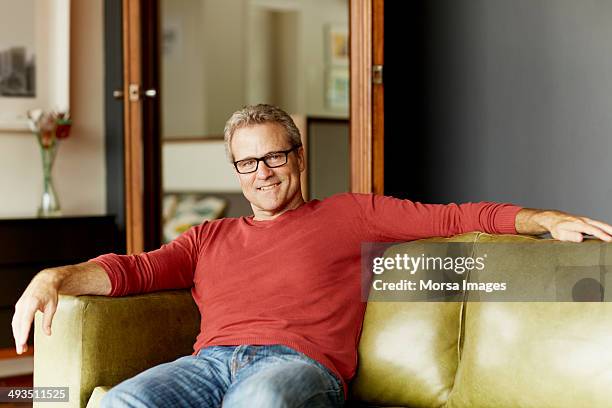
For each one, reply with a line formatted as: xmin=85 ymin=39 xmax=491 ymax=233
xmin=0 ymin=0 xmax=70 ymax=131
xmin=326 ymin=24 xmax=348 ymax=66
xmin=325 ymin=66 xmax=349 ymax=111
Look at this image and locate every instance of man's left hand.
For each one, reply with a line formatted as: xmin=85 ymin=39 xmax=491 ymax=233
xmin=516 ymin=208 xmax=612 ymax=242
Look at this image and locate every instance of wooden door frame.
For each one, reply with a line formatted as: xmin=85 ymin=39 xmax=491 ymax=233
xmin=122 ymin=0 xmax=144 ymax=254
xmin=350 ymin=0 xmax=384 ymax=194
xmin=122 ymin=0 xmax=161 ymax=254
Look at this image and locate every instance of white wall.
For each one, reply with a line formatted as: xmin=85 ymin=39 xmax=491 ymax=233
xmin=161 ymin=0 xmax=208 ymax=137
xmin=247 ymin=0 xmax=349 ymax=117
xmin=163 ymin=141 xmax=240 ymax=192
xmin=162 ymin=0 xmax=348 ymax=139
xmin=162 ymin=0 xmax=247 ymax=137
xmin=0 ymin=0 xmax=106 ymax=217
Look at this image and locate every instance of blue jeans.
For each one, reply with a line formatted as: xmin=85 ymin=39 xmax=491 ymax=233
xmin=101 ymin=345 xmax=344 ymax=407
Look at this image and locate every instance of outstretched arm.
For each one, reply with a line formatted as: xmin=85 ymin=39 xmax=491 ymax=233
xmin=515 ymin=208 xmax=612 ymax=242
xmin=12 ymin=261 xmax=111 ymax=354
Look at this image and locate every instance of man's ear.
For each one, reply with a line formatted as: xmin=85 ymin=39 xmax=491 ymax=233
xmin=297 ymin=146 xmax=306 ymax=172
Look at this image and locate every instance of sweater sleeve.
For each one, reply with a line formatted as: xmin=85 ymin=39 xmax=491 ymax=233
xmin=89 ymin=223 xmax=204 ymax=296
xmin=349 ymin=193 xmax=522 ymax=241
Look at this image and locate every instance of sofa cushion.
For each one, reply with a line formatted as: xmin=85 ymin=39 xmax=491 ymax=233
xmin=350 ymin=233 xmax=480 ymax=407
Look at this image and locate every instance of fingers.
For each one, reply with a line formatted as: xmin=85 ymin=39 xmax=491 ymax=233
xmin=583 ymin=218 xmax=612 ymax=238
xmin=12 ymin=297 xmax=57 ymax=354
xmin=12 ymin=301 xmax=37 ymax=355
xmin=554 ymin=218 xmax=612 ymax=242
xmin=570 ymin=220 xmax=612 ymax=242
xmin=11 ymin=311 xmax=22 ymax=354
xmin=554 ymin=230 xmax=583 ymax=243
xmin=12 ymin=271 xmax=60 ymax=354
xmin=42 ymin=301 xmax=57 ymax=336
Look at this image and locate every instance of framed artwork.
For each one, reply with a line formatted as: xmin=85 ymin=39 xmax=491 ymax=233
xmin=0 ymin=0 xmax=70 ymax=131
xmin=326 ymin=24 xmax=349 ymax=66
xmin=325 ymin=66 xmax=349 ymax=111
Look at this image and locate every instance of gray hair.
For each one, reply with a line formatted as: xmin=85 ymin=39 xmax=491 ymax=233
xmin=223 ymin=104 xmax=302 ymax=162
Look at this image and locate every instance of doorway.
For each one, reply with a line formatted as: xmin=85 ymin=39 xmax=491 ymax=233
xmin=109 ymin=0 xmax=382 ymax=252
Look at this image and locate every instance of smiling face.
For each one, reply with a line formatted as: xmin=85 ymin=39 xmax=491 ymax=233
xmin=231 ymin=122 xmax=305 ymax=220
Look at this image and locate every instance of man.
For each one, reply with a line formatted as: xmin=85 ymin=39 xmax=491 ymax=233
xmin=13 ymin=104 xmax=612 ymax=408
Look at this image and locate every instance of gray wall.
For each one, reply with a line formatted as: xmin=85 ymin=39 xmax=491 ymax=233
xmin=390 ymin=0 xmax=612 ymax=222
xmin=308 ymin=120 xmax=350 ymax=200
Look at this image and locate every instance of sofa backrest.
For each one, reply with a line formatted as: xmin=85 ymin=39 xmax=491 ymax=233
xmin=352 ymin=233 xmax=612 ymax=408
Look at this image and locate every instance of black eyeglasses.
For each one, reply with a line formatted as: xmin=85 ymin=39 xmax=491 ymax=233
xmin=233 ymin=146 xmax=300 ymax=174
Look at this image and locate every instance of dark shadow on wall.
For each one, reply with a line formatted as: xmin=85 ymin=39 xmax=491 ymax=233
xmin=384 ymin=0 xmax=612 ymax=223
xmin=384 ymin=0 xmax=433 ymax=202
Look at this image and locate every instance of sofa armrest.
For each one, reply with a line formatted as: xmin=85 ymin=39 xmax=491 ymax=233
xmin=33 ymin=289 xmax=200 ymax=408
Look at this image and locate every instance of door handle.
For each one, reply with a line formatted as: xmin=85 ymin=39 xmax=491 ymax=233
xmin=113 ymin=85 xmax=158 ymax=101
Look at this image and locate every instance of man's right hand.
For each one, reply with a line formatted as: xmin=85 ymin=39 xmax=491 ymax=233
xmin=12 ymin=269 xmax=60 ymax=354
xmin=11 ymin=261 xmax=111 ymax=354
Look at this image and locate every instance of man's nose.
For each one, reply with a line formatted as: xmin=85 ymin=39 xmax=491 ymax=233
xmin=255 ymin=161 xmax=274 ymax=178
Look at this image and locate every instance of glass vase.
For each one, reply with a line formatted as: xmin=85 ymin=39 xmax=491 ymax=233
xmin=38 ymin=144 xmax=62 ymax=217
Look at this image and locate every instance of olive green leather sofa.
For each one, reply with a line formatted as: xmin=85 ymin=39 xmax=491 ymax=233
xmin=33 ymin=233 xmax=612 ymax=407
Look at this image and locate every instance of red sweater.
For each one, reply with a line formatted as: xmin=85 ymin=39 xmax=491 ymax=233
xmin=91 ymin=193 xmax=521 ymax=393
